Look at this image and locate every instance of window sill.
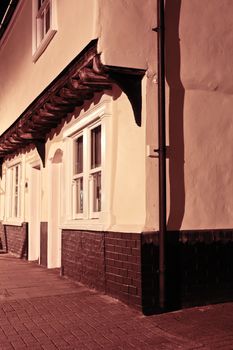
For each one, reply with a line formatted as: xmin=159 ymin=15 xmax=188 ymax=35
xmin=33 ymin=29 xmax=57 ymax=62
xmin=2 ymin=219 xmax=24 ymax=227
xmin=60 ymin=219 xmax=109 ymax=232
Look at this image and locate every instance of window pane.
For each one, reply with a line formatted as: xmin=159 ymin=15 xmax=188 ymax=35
xmin=14 ymin=165 xmax=19 ymax=217
xmin=75 ymin=177 xmax=83 ymax=214
xmin=39 ymin=15 xmax=45 ymax=41
xmin=91 ymin=125 xmax=101 ymax=169
xmin=38 ymin=0 xmax=43 ymax=10
xmin=92 ymin=171 xmax=101 ymax=212
xmin=15 ymin=165 xmax=19 ymax=185
xmin=75 ymin=136 xmax=83 ymax=174
xmin=9 ymin=168 xmax=13 ymax=218
xmin=45 ymin=5 xmax=50 ymax=33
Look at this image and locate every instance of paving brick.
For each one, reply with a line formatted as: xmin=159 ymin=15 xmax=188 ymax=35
xmin=0 ymin=254 xmax=233 ymax=350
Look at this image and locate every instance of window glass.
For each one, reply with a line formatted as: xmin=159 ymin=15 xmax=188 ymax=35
xmin=45 ymin=5 xmax=50 ymax=34
xmin=7 ymin=163 xmax=21 ymax=219
xmin=75 ymin=136 xmax=83 ymax=174
xmin=92 ymin=171 xmax=101 ymax=212
xmin=91 ymin=125 xmax=101 ymax=169
xmin=33 ymin=0 xmax=57 ymax=61
xmin=75 ymin=178 xmax=83 ymax=214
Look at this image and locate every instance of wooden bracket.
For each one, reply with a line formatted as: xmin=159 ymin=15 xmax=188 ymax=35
xmin=0 ymin=158 xmax=3 ymax=179
xmin=104 ymin=67 xmax=145 ymax=127
xmin=35 ymin=140 xmax=46 ymax=168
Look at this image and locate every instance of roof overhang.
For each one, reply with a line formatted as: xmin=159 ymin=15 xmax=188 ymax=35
xmin=0 ymin=40 xmax=145 ymax=168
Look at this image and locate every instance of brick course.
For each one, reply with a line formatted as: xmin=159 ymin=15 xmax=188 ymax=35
xmin=105 ymin=232 xmax=141 ymax=309
xmin=62 ymin=230 xmax=105 ymax=292
xmin=0 ymin=222 xmax=28 ymax=258
xmin=61 ymin=228 xmax=233 ymax=312
xmin=40 ymin=222 xmax=48 ymax=267
xmin=62 ymin=230 xmax=142 ymax=309
xmin=142 ymin=230 xmax=233 ymax=313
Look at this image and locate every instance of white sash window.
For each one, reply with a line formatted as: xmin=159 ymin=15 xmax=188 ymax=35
xmin=32 ymin=0 xmax=57 ymax=61
xmin=63 ymin=99 xmax=112 ymax=228
xmin=6 ymin=163 xmax=21 ymax=220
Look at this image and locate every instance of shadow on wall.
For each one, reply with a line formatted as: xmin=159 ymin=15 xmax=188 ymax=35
xmin=165 ymin=0 xmax=185 ymax=231
xmin=165 ymin=0 xmax=185 ymax=309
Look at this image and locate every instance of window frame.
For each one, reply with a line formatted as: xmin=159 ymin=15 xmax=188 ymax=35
xmin=72 ymin=132 xmax=84 ymax=219
xmin=70 ymin=121 xmax=102 ymax=220
xmin=89 ymin=122 xmax=102 ymax=218
xmin=5 ymin=162 xmax=22 ymax=221
xmin=32 ymin=0 xmax=58 ymax=62
xmin=62 ymin=99 xmax=112 ymax=230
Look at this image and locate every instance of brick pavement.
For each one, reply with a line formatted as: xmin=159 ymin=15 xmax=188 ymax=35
xmin=0 ymin=253 xmax=233 ymax=350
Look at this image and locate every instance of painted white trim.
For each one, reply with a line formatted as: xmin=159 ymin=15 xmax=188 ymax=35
xmin=32 ymin=0 xmax=58 ymax=62
xmin=109 ymin=224 xmax=145 ymax=234
xmin=2 ymin=220 xmax=24 ymax=226
xmin=32 ymin=28 xmax=57 ymax=62
xmin=62 ymin=99 xmax=113 ymax=228
xmin=28 ymin=161 xmax=41 ymax=261
xmin=4 ymin=159 xmax=25 ymax=223
xmin=60 ymin=221 xmax=109 ymax=232
xmin=63 ymin=105 xmax=106 ymax=138
xmin=47 ymin=151 xmax=62 ymax=268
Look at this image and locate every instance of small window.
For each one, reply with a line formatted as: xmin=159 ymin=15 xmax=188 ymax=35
xmin=90 ymin=125 xmax=101 ymax=213
xmin=91 ymin=125 xmax=101 ymax=169
xmin=6 ymin=163 xmax=21 ymax=219
xmin=71 ymin=124 xmax=102 ymax=219
xmin=63 ymin=100 xmax=112 ymax=225
xmin=72 ymin=135 xmax=84 ymax=217
xmin=32 ymin=0 xmax=57 ymax=62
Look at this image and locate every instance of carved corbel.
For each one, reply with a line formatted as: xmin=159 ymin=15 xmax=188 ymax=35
xmin=0 ymin=157 xmax=3 ymax=179
xmin=34 ymin=139 xmax=46 ymax=168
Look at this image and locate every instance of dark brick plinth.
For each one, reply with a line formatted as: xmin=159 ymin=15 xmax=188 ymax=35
xmin=62 ymin=230 xmax=142 ymax=308
xmin=1 ymin=222 xmax=28 ymax=258
xmin=62 ymin=228 xmax=233 ymax=313
xmin=40 ymin=222 xmax=48 ymax=267
xmin=142 ymin=229 xmax=233 ymax=313
xmin=62 ymin=230 xmax=105 ymax=292
xmin=105 ymin=232 xmax=141 ymax=308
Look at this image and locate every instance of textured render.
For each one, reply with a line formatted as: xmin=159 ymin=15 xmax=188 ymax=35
xmin=0 ymin=0 xmax=97 ymax=134
xmin=97 ymin=0 xmax=156 ymax=69
xmin=164 ymin=0 xmax=233 ymax=230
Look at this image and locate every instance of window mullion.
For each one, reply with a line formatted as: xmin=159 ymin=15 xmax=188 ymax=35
xmin=83 ymin=129 xmax=89 ymax=219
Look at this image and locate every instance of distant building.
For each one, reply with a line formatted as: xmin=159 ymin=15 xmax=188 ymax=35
xmin=0 ymin=0 xmax=232 ymax=313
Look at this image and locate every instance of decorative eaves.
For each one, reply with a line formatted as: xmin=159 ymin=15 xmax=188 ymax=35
xmin=0 ymin=40 xmax=145 ymax=168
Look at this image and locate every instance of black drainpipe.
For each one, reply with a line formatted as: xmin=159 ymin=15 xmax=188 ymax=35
xmin=154 ymin=0 xmax=167 ymax=311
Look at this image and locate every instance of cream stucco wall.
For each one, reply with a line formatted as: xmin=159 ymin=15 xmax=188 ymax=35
xmin=110 ymin=91 xmax=146 ymax=232
xmin=42 ymin=91 xmax=146 ymax=232
xmin=0 ymin=0 xmax=157 ymax=136
xmin=0 ymin=0 xmax=97 ymax=135
xmin=3 ymin=0 xmax=233 ymax=234
xmin=97 ymin=0 xmax=156 ymax=69
xmin=165 ymin=0 xmax=233 ymax=230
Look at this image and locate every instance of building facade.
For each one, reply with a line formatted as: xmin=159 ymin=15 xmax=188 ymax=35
xmin=0 ymin=0 xmax=233 ymax=313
